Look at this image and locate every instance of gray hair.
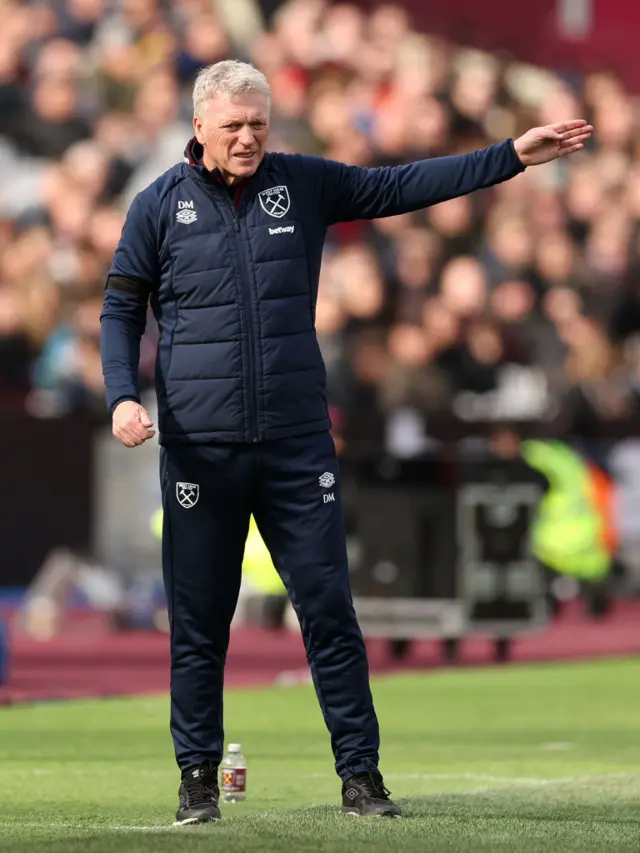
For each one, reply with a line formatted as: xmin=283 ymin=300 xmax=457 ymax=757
xmin=192 ymin=60 xmax=271 ymax=118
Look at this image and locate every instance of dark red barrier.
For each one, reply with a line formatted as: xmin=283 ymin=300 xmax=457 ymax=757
xmin=352 ymin=0 xmax=638 ymax=91
xmin=0 ymin=412 xmax=96 ymax=587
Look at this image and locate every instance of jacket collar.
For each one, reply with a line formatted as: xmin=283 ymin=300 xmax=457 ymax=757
xmin=183 ymin=136 xmax=265 ymax=188
xmin=184 ymin=136 xmax=204 ymax=167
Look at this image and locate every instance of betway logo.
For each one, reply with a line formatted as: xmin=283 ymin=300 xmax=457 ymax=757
xmin=268 ymin=225 xmax=295 ymax=235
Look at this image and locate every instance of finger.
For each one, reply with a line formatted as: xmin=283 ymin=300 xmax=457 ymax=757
xmin=125 ymin=416 xmax=154 ymax=436
xmin=551 ymin=119 xmax=588 ymax=133
xmin=560 ymin=125 xmax=593 ymax=141
xmin=139 ymin=408 xmax=154 ymax=428
xmin=558 ymin=143 xmax=585 ymax=157
xmin=538 ymin=127 xmax=562 ymax=140
xmin=559 ymin=132 xmax=591 ymax=148
xmin=116 ymin=424 xmax=147 ymax=445
xmin=116 ymin=433 xmax=138 ymax=448
xmin=130 ymin=423 xmax=155 ymax=441
xmin=114 ymin=429 xmax=138 ymax=447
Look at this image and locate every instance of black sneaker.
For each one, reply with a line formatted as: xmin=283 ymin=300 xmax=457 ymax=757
xmin=173 ymin=761 xmax=221 ymax=826
xmin=342 ymin=772 xmax=403 ymax=817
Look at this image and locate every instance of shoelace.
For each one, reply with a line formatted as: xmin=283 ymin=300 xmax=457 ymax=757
xmin=355 ymin=773 xmax=391 ymax=801
xmin=183 ymin=764 xmax=217 ymax=807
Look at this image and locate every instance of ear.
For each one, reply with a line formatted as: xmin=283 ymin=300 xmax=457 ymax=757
xmin=193 ymin=114 xmax=205 ymax=145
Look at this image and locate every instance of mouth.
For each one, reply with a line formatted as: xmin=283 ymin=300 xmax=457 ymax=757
xmin=234 ymin=152 xmax=256 ymax=160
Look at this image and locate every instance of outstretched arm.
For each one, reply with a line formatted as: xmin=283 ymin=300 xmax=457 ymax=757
xmin=320 ymin=120 xmax=593 ymax=225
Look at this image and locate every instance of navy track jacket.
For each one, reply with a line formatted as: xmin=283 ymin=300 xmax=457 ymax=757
xmin=100 ymin=138 xmax=525 ymax=444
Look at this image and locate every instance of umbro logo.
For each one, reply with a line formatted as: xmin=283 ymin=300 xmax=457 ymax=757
xmin=319 ymin=472 xmax=335 ymax=488
xmin=176 ymin=200 xmax=197 ymax=224
xmin=268 ymin=225 xmax=294 ymax=235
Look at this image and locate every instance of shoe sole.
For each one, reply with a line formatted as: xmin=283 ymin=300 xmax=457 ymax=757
xmin=343 ymin=809 xmax=403 ymax=818
xmin=173 ymin=816 xmax=221 ymax=827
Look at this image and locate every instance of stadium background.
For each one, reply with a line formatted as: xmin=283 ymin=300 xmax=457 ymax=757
xmin=1 ymin=4 xmax=640 ymax=851
xmin=0 ymin=0 xmax=639 ymax=687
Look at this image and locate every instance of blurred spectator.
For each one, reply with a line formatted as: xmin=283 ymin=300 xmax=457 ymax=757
xmin=0 ymin=0 xmax=639 ymax=451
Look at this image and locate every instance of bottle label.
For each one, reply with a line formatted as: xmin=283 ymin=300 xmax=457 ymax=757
xmin=222 ymin=768 xmax=246 ymax=793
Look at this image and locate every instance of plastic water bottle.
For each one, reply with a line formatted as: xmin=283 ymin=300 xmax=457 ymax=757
xmin=221 ymin=743 xmax=246 ymax=802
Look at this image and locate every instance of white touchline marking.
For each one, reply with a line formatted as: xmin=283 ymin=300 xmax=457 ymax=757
xmin=0 ymin=774 xmax=637 ymax=833
xmin=386 ymin=772 xmax=637 ymax=786
xmin=0 ymin=823 xmax=177 ymax=832
xmin=308 ymin=771 xmax=638 ymax=786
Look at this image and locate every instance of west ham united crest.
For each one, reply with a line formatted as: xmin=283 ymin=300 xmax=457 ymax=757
xmin=176 ymin=482 xmax=199 ymax=509
xmin=258 ymin=185 xmax=290 ymax=218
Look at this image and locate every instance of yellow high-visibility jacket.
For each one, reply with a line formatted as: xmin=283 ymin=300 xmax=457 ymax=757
xmin=150 ymin=510 xmax=286 ymax=594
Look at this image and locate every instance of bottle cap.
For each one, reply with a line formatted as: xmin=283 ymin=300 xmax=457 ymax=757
xmin=228 ymin=743 xmax=241 ymax=752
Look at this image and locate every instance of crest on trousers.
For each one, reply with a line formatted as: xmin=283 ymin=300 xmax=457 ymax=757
xmin=258 ymin=185 xmax=290 ymax=218
xmin=176 ymin=482 xmax=199 ymax=509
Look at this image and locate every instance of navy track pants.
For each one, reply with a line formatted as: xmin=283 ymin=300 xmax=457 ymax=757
xmin=159 ymin=431 xmax=380 ymax=781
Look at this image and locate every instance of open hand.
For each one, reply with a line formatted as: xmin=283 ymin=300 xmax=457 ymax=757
xmin=514 ymin=120 xmax=593 ymax=167
xmin=112 ymin=400 xmax=156 ymax=447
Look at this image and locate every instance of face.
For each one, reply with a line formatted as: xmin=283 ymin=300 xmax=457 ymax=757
xmin=194 ymin=91 xmax=269 ymax=184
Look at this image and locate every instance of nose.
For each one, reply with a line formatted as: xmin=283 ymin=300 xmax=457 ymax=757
xmin=238 ymin=125 xmax=254 ymax=148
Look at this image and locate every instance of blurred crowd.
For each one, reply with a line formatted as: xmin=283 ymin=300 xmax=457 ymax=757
xmin=2 ymin=0 xmax=640 ymax=451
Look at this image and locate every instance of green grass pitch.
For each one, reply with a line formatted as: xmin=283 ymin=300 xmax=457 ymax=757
xmin=0 ymin=658 xmax=638 ymax=852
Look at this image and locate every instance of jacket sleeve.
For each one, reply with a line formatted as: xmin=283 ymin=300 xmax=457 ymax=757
xmin=319 ymin=139 xmax=525 ymax=225
xmin=100 ymin=189 xmax=160 ymax=414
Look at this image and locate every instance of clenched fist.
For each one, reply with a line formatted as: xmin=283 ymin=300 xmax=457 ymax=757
xmin=112 ymin=400 xmax=156 ymax=447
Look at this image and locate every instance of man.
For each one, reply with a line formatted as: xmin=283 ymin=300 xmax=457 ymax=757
xmin=100 ymin=59 xmax=592 ymax=824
